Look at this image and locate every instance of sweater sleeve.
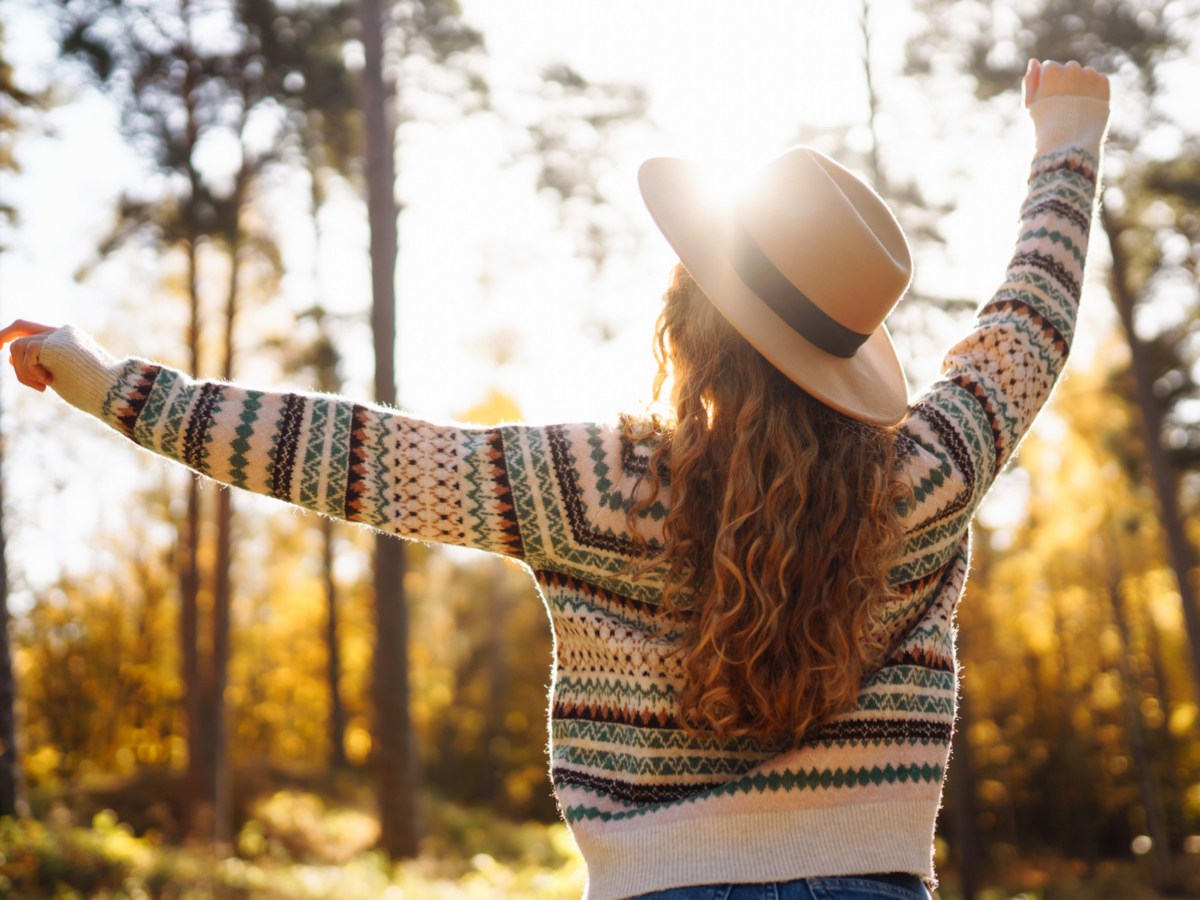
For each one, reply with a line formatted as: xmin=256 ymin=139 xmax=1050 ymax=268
xmin=40 ymin=327 xmax=527 ymax=560
xmin=900 ymin=95 xmax=1109 ymax=516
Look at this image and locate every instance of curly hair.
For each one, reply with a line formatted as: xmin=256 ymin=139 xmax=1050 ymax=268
xmin=627 ymin=263 xmax=913 ymax=743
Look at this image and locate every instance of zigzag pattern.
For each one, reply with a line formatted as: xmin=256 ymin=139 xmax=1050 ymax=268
xmin=558 ymin=743 xmax=765 ymax=781
xmin=297 ymin=397 xmax=329 ymax=511
xmin=230 ymin=391 xmax=265 ymax=492
xmin=182 ymin=383 xmax=223 ymax=473
xmin=560 ymin=762 xmax=947 ymax=824
xmin=109 ymin=363 xmax=162 ymax=444
xmin=461 ymin=429 xmax=524 ymax=558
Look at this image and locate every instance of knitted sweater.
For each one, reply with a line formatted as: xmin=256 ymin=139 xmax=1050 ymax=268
xmin=42 ymin=95 xmax=1108 ymax=900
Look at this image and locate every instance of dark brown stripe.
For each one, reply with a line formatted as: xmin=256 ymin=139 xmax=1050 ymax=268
xmin=488 ymin=430 xmax=525 ymax=558
xmin=1025 ymin=197 xmax=1090 ymax=233
xmin=552 ymin=699 xmax=679 ymax=731
xmin=1011 ymin=249 xmax=1081 ymax=298
xmin=182 ymin=382 xmax=224 ymax=472
xmin=114 ymin=364 xmax=163 ymax=441
xmin=270 ymin=393 xmax=306 ymax=501
xmin=343 ymin=404 xmax=371 ymax=522
xmin=806 ymin=718 xmax=953 ymax=746
xmin=553 ymin=768 xmax=720 ymax=805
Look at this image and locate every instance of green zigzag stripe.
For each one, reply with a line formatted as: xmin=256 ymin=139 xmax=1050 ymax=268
xmin=298 ymin=398 xmax=329 ymax=511
xmin=862 ymin=665 xmax=955 ymax=692
xmin=324 ymin=401 xmax=352 ymax=518
xmin=561 ymin=762 xmax=945 ymax=823
xmin=133 ymin=366 xmax=176 ymax=450
xmin=556 ymin=676 xmax=677 ymax=707
xmin=461 ymin=430 xmax=502 ymax=554
xmin=1018 ymin=227 xmax=1087 ymax=268
xmin=557 ymin=744 xmax=765 ymax=780
xmin=159 ymin=373 xmax=195 ymax=461
xmin=551 ymin=720 xmax=777 ymax=756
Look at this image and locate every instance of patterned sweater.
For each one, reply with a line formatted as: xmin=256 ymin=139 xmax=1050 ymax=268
xmin=42 ymin=95 xmax=1107 ymax=900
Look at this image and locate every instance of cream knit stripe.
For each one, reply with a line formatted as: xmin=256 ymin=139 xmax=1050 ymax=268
xmin=41 ymin=326 xmax=124 ymax=418
xmin=1031 ymin=95 xmax=1110 ymax=157
xmin=580 ymin=800 xmax=937 ymax=900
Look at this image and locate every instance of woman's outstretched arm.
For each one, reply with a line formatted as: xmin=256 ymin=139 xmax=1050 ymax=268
xmin=0 ymin=322 xmax=528 ymax=561
xmin=901 ymin=60 xmax=1110 ymax=515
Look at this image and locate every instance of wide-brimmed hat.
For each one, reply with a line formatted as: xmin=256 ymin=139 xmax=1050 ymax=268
xmin=638 ymin=146 xmax=912 ymax=426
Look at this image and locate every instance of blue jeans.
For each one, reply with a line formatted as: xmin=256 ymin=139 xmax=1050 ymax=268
xmin=630 ymin=872 xmax=932 ymax=900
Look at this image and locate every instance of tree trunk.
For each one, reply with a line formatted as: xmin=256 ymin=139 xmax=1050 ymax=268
xmin=179 ymin=17 xmax=208 ymax=837
xmin=323 ymin=517 xmax=348 ymax=770
xmin=1050 ymin=590 xmax=1100 ymax=870
xmin=360 ymin=0 xmax=418 ymax=858
xmin=0 ymin=394 xmax=21 ymax=818
xmin=1105 ymin=552 xmax=1173 ymax=889
xmin=858 ymin=0 xmax=885 ymax=192
xmin=947 ymin=697 xmax=981 ymax=900
xmin=181 ymin=235 xmax=206 ymax=839
xmin=1102 ymin=204 xmax=1200 ymax=700
xmin=207 ymin=157 xmax=249 ymax=849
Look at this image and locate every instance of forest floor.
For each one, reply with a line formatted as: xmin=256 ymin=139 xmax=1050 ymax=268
xmin=1 ymin=772 xmax=1196 ymax=898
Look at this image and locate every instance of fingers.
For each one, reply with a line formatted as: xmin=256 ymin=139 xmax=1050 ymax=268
xmin=0 ymin=321 xmax=58 ymax=393
xmin=0 ymin=319 xmax=56 ymax=351
xmin=1025 ymin=59 xmax=1110 ymax=105
xmin=1023 ymin=59 xmax=1041 ymax=109
xmin=8 ymin=334 xmax=54 ymax=392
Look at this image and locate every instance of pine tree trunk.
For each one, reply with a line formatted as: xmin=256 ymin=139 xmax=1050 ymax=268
xmin=323 ymin=518 xmax=348 ymax=770
xmin=208 ymin=158 xmax=248 ymax=849
xmin=360 ymin=0 xmax=418 ymax=858
xmin=1102 ymin=205 xmax=1200 ymax=700
xmin=178 ymin=16 xmax=209 ymax=835
xmin=0 ymin=394 xmax=21 ymax=818
xmin=181 ymin=234 xmax=206 ymax=838
xmin=1106 ymin=557 xmax=1173 ymax=888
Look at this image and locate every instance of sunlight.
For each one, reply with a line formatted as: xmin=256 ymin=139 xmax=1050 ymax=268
xmin=688 ymin=155 xmax=766 ymax=212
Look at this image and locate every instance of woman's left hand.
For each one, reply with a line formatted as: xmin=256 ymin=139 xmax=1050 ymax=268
xmin=0 ymin=320 xmax=59 ymax=392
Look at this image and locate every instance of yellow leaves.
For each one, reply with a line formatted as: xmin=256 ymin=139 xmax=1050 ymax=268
xmin=1169 ymin=703 xmax=1198 ymax=737
xmin=345 ymin=726 xmax=373 ymax=765
xmin=1091 ymin=671 xmax=1124 ymax=712
xmin=24 ymin=744 xmax=63 ymax=782
xmin=459 ymin=389 xmax=524 ymax=427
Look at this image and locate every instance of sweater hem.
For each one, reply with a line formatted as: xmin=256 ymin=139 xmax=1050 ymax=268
xmin=576 ymin=798 xmax=937 ymax=900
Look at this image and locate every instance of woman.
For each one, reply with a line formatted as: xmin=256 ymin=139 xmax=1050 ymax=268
xmin=2 ymin=59 xmax=1108 ymax=900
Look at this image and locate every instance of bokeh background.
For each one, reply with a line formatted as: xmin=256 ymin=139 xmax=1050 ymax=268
xmin=0 ymin=0 xmax=1199 ymax=897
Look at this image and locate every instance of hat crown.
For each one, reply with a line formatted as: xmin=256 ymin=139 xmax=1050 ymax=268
xmin=637 ymin=145 xmax=913 ymax=425
xmin=739 ymin=149 xmax=912 ymax=336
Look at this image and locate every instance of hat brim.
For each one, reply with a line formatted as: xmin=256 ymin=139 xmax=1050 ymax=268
xmin=639 ymin=156 xmax=909 ymax=427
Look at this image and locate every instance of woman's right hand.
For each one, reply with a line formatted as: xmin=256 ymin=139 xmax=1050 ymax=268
xmin=1024 ymin=59 xmax=1110 ymax=109
xmin=0 ymin=320 xmax=59 ymax=392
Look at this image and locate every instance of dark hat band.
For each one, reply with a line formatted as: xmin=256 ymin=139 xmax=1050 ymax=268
xmin=731 ymin=221 xmax=870 ymax=359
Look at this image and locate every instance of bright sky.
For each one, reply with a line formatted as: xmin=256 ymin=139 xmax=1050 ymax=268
xmin=0 ymin=0 xmax=1154 ymax=589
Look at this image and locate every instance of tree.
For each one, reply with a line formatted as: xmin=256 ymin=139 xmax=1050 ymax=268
xmin=906 ymin=0 xmax=1200 ymax=699
xmin=58 ymin=0 xmax=354 ymax=842
xmin=0 ymin=17 xmax=42 ymax=821
xmin=356 ymin=0 xmax=483 ymax=860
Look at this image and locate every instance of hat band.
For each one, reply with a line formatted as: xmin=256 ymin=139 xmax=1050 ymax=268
xmin=732 ymin=222 xmax=870 ymax=359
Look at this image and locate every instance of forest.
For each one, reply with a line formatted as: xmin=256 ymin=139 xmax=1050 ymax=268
xmin=0 ymin=0 xmax=1199 ymax=897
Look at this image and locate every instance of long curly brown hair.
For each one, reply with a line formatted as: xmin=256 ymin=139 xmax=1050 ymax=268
xmin=627 ymin=263 xmax=913 ymax=743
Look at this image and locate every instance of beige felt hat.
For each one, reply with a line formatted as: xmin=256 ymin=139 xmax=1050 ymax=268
xmin=638 ymin=146 xmax=912 ymax=426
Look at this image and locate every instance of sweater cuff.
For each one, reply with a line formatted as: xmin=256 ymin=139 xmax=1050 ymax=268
xmin=41 ymin=325 xmax=125 ymax=418
xmin=1030 ymin=95 xmax=1110 ymax=158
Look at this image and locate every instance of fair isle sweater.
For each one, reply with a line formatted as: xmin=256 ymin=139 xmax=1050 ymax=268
xmin=42 ymin=95 xmax=1107 ymax=900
